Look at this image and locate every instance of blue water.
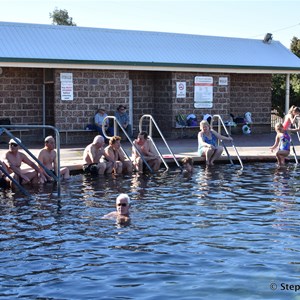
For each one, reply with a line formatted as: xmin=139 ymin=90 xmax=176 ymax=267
xmin=1 ymin=163 xmax=300 ymax=299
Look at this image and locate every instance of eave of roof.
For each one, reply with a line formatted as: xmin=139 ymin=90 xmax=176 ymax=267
xmin=0 ymin=21 xmax=300 ymax=74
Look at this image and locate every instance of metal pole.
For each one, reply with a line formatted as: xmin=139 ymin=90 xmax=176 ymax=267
xmin=285 ymin=74 xmax=290 ymax=115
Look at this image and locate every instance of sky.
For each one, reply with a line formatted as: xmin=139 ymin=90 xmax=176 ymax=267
xmin=0 ymin=0 xmax=299 ymax=49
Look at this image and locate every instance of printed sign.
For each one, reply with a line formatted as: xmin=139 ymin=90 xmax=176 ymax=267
xmin=60 ymin=73 xmax=73 ymax=101
xmin=176 ymin=82 xmax=186 ymax=98
xmin=194 ymin=76 xmax=213 ymax=108
xmin=219 ymin=77 xmax=228 ymax=86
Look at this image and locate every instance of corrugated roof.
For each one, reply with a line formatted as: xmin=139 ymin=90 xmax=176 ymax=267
xmin=0 ymin=21 xmax=300 ymax=73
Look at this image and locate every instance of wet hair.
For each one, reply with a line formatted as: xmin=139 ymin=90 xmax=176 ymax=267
xmin=182 ymin=156 xmax=194 ymax=166
xmin=116 ymin=193 xmax=130 ymax=205
xmin=138 ymin=131 xmax=148 ymax=139
xmin=109 ymin=135 xmax=121 ymax=145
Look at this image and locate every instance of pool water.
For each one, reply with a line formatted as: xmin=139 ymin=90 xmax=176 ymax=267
xmin=1 ymin=163 xmax=300 ymax=299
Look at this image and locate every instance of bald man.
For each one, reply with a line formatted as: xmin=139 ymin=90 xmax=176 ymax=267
xmin=82 ymin=135 xmax=109 ymax=175
xmin=37 ymin=135 xmax=70 ymax=182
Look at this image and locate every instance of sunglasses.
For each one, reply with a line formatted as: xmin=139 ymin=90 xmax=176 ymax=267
xmin=117 ymin=203 xmax=127 ymax=207
xmin=9 ymin=143 xmax=18 ymax=147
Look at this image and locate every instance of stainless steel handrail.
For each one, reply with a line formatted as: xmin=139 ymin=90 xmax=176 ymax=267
xmin=139 ymin=114 xmax=182 ymax=171
xmin=0 ymin=125 xmax=62 ymax=196
xmin=211 ymin=115 xmax=243 ymax=168
xmin=102 ymin=116 xmax=153 ymax=173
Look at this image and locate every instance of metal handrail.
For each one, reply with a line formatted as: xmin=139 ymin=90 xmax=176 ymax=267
xmin=139 ymin=114 xmax=182 ymax=171
xmin=102 ymin=116 xmax=153 ymax=173
xmin=211 ymin=115 xmax=243 ymax=168
xmin=0 ymin=125 xmax=62 ymax=196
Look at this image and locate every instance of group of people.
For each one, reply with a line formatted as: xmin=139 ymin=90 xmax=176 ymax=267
xmin=94 ymin=105 xmax=132 ymax=140
xmin=0 ymin=136 xmax=70 ymax=189
xmin=82 ymin=131 xmax=162 ymax=175
xmin=270 ymin=105 xmax=300 ymax=166
xmin=2 ymin=105 xmax=299 ymax=191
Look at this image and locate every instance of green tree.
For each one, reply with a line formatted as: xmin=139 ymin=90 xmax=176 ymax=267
xmin=272 ymin=36 xmax=300 ymax=116
xmin=49 ymin=8 xmax=76 ymax=26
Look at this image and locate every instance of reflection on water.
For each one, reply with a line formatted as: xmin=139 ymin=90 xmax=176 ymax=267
xmin=1 ymin=163 xmax=300 ymax=299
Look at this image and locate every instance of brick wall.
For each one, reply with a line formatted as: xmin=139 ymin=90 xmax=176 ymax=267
xmin=0 ymin=67 xmax=44 ymax=141
xmin=54 ymin=69 xmax=130 ymax=131
xmin=129 ymin=71 xmax=155 ymax=136
xmin=230 ymin=74 xmax=272 ymax=133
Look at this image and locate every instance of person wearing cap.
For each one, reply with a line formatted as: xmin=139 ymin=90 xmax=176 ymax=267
xmin=103 ymin=135 xmax=132 ymax=174
xmin=82 ymin=135 xmax=109 ymax=175
xmin=114 ymin=105 xmax=132 ymax=137
xmin=103 ymin=193 xmax=131 ymax=220
xmin=3 ymin=138 xmax=44 ymax=186
xmin=94 ymin=108 xmax=113 ymax=139
xmin=37 ymin=136 xmax=70 ymax=182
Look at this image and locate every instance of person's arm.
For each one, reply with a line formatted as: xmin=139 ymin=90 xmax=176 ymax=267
xmin=89 ymin=146 xmax=99 ymax=163
xmin=4 ymin=154 xmax=23 ymax=178
xmin=94 ymin=114 xmax=100 ymax=125
xmin=104 ymin=147 xmax=115 ymax=163
xmin=21 ymin=153 xmax=41 ymax=173
xmin=270 ymin=134 xmax=280 ymax=151
xmin=211 ymin=129 xmax=233 ymax=142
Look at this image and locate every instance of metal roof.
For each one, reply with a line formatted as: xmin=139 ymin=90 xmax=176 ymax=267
xmin=0 ymin=21 xmax=300 ymax=73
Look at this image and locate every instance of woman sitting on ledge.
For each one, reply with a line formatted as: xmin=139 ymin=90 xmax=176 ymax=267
xmin=198 ymin=120 xmax=233 ymax=166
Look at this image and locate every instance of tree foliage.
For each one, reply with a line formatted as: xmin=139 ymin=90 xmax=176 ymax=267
xmin=49 ymin=8 xmax=76 ymax=26
xmin=271 ymin=36 xmax=300 ymax=116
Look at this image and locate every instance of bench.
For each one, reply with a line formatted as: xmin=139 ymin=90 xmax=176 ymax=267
xmin=59 ymin=129 xmax=97 ymax=144
xmin=174 ymin=124 xmax=232 ymax=138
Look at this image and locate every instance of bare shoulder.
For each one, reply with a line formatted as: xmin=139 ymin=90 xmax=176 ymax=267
xmin=102 ymin=211 xmax=118 ymax=219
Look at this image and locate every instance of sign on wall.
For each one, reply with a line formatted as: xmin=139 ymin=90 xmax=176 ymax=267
xmin=60 ymin=73 xmax=73 ymax=101
xmin=194 ymin=76 xmax=213 ymax=108
xmin=176 ymin=82 xmax=186 ymax=98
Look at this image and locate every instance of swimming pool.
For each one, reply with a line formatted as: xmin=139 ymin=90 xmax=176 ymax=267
xmin=1 ymin=163 xmax=300 ymax=299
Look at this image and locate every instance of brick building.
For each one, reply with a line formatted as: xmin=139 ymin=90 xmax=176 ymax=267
xmin=1 ymin=22 xmax=300 ymax=143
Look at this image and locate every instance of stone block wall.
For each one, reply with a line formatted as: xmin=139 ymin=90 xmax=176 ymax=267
xmin=230 ymin=74 xmax=272 ymax=133
xmin=129 ymin=71 xmax=155 ymax=136
xmin=0 ymin=67 xmax=44 ymax=141
xmin=54 ymin=69 xmax=130 ymax=130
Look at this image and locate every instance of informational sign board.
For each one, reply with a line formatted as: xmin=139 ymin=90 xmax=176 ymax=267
xmin=176 ymin=82 xmax=186 ymax=98
xmin=194 ymin=76 xmax=213 ymax=108
xmin=60 ymin=73 xmax=73 ymax=101
xmin=219 ymin=77 xmax=228 ymax=86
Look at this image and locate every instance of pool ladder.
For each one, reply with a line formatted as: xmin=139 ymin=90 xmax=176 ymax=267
xmin=103 ymin=115 xmax=182 ymax=172
xmin=0 ymin=125 xmax=62 ymax=197
xmin=210 ymin=115 xmax=243 ymax=169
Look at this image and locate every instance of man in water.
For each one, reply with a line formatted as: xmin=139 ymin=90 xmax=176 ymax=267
xmin=103 ymin=193 xmax=131 ymax=221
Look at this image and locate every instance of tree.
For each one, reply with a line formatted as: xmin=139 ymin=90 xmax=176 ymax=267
xmin=271 ymin=36 xmax=300 ymax=116
xmin=49 ymin=8 xmax=76 ymax=26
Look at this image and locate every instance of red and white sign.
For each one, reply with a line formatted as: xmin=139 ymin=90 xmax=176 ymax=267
xmin=194 ymin=76 xmax=213 ymax=108
xmin=176 ymin=82 xmax=186 ymax=98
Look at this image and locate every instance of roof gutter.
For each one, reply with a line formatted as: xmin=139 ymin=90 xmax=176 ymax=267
xmin=1 ymin=58 xmax=300 ymax=74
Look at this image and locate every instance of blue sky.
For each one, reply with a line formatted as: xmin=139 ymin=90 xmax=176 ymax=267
xmin=0 ymin=0 xmax=299 ymax=48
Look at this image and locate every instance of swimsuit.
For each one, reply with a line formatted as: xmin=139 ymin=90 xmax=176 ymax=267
xmin=83 ymin=163 xmax=99 ymax=175
xmin=198 ymin=132 xmax=217 ymax=156
xmin=279 ymin=132 xmax=291 ymax=151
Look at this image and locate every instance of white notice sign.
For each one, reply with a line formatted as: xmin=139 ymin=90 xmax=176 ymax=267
xmin=60 ymin=73 xmax=73 ymax=101
xmin=194 ymin=76 xmax=213 ymax=108
xmin=176 ymin=82 xmax=186 ymax=98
